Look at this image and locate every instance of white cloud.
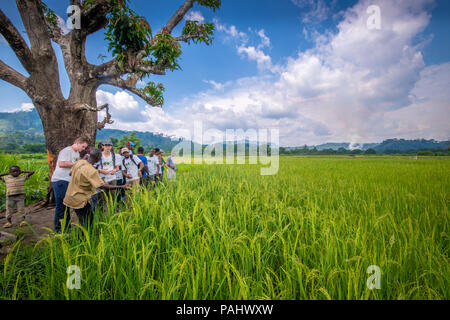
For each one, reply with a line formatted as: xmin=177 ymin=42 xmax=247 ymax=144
xmin=95 ymin=0 xmax=448 ymax=147
xmin=257 ymin=29 xmax=271 ymax=49
xmin=185 ymin=10 xmax=205 ymax=23
xmin=203 ymin=80 xmax=226 ymax=91
xmin=214 ymin=19 xmax=248 ymax=42
xmin=96 ymin=90 xmax=142 ymax=123
xmin=5 ymin=103 xmax=35 ymax=113
xmin=237 ymin=45 xmax=273 ymax=71
xmin=291 ymin=0 xmax=336 ymax=23
xmin=215 ymin=20 xmax=276 ymax=72
xmin=57 ymin=15 xmax=70 ymax=35
xmin=168 ymin=0 xmax=448 ymax=146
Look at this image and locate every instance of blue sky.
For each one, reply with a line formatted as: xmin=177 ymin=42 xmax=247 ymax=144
xmin=0 ymin=0 xmax=449 ymax=146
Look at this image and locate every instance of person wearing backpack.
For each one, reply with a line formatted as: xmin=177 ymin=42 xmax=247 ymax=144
xmin=121 ymin=147 xmax=144 ymax=188
xmin=136 ymin=147 xmax=150 ymax=186
xmin=96 ymin=139 xmax=121 ymax=210
xmin=115 ymin=147 xmax=126 ymax=200
xmin=148 ymin=148 xmax=161 ymax=187
xmin=98 ymin=139 xmax=120 ymax=185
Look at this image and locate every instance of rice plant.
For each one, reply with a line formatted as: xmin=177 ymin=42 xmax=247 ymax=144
xmin=0 ymin=156 xmax=448 ymax=299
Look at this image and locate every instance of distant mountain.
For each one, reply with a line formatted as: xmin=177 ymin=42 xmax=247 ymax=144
xmin=373 ymin=139 xmax=449 ymax=153
xmin=289 ymin=140 xmax=448 ymax=152
xmin=315 ymin=143 xmax=352 ymax=151
xmin=0 ymin=109 xmax=180 ymax=151
xmin=97 ymin=129 xmax=182 ymax=151
xmin=1 ymin=109 xmax=448 ymax=153
xmin=0 ymin=108 xmax=42 ymax=132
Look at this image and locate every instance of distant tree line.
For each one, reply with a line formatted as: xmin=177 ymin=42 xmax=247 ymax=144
xmin=279 ymin=145 xmax=449 ymax=156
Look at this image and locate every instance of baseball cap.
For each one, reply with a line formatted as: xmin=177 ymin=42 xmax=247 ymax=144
xmin=122 ymin=147 xmax=130 ymax=153
xmin=103 ymin=138 xmax=113 ymax=146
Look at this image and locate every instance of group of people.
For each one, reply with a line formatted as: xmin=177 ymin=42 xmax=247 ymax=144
xmin=1 ymin=136 xmax=178 ymax=232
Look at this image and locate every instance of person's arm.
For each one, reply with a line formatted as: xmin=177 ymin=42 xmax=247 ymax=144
xmin=101 ymin=184 xmax=128 ymax=190
xmin=111 ymin=165 xmax=120 ymax=175
xmin=98 ymin=168 xmax=109 ymax=175
xmin=22 ymin=170 xmax=35 ymax=178
xmin=0 ymin=172 xmax=9 ymax=177
xmin=137 ymin=162 xmax=144 ymax=177
xmin=57 ymin=148 xmax=76 ymax=168
xmin=122 ymin=169 xmax=131 ymax=179
xmin=59 ymin=161 xmax=76 ymax=168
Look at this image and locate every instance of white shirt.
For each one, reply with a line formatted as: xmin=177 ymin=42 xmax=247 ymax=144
xmin=148 ymin=155 xmax=160 ymax=175
xmin=115 ymin=154 xmax=124 ymax=181
xmin=122 ymin=155 xmax=142 ymax=182
xmin=99 ymin=153 xmax=120 ymax=182
xmin=51 ymin=146 xmax=80 ymax=182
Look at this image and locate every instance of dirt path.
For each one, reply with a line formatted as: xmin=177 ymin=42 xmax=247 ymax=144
xmin=0 ymin=204 xmax=79 ymax=260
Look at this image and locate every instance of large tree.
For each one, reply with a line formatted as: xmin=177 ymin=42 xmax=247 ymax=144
xmin=0 ymin=0 xmax=219 ymax=176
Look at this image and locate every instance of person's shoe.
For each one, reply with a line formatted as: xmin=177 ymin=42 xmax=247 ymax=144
xmin=3 ymin=222 xmax=12 ymax=228
xmin=19 ymin=221 xmax=27 ymax=227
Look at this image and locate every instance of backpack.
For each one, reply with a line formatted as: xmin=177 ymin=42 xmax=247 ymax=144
xmin=100 ymin=152 xmax=116 ymax=169
xmin=122 ymin=155 xmax=138 ymax=171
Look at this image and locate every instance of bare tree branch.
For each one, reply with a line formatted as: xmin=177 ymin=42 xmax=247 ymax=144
xmin=0 ymin=8 xmax=34 ymax=72
xmin=80 ymin=0 xmax=114 ymax=37
xmin=0 ymin=59 xmax=29 ymax=92
xmin=71 ymin=103 xmax=114 ymax=130
xmin=158 ymin=0 xmax=196 ymax=35
xmin=16 ymin=0 xmax=53 ymax=54
xmin=97 ymin=104 xmax=114 ymax=130
xmin=72 ymin=103 xmax=109 ymax=112
xmin=134 ymin=62 xmax=167 ymax=76
xmin=174 ymin=32 xmax=204 ymax=43
xmin=102 ymin=76 xmax=162 ymax=107
xmin=70 ymin=0 xmax=81 ymax=6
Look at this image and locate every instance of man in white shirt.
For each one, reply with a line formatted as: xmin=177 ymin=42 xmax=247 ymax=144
xmin=166 ymin=152 xmax=178 ymax=181
xmin=148 ymin=148 xmax=161 ymax=185
xmin=51 ymin=136 xmax=89 ymax=233
xmin=96 ymin=139 xmax=121 ymax=210
xmin=121 ymin=147 xmax=144 ymax=188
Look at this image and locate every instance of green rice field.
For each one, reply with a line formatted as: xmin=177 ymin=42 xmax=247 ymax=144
xmin=0 ymin=155 xmax=449 ymax=299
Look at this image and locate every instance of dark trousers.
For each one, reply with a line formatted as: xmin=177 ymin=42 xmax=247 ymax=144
xmin=116 ymin=177 xmax=126 ymax=200
xmin=75 ymin=203 xmax=94 ymax=229
xmin=52 ymin=180 xmax=71 ymax=233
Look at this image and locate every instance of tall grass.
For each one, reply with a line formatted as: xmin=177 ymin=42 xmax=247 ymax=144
xmin=0 ymin=153 xmax=48 ymax=210
xmin=0 ymin=156 xmax=449 ymax=299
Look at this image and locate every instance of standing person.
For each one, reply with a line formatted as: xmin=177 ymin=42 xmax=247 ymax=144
xmin=0 ymin=166 xmax=34 ymax=228
xmin=148 ymin=148 xmax=160 ymax=186
xmin=136 ymin=147 xmax=150 ymax=186
xmin=121 ymin=148 xmax=143 ymax=188
xmin=158 ymin=150 xmax=166 ymax=182
xmin=51 ymin=137 xmax=88 ymax=233
xmin=115 ymin=147 xmax=125 ymax=200
xmin=166 ymin=152 xmax=178 ymax=181
xmin=126 ymin=141 xmax=135 ymax=155
xmin=98 ymin=139 xmax=120 ymax=186
xmin=63 ymin=149 xmax=126 ymax=230
xmin=97 ymin=139 xmax=120 ymax=210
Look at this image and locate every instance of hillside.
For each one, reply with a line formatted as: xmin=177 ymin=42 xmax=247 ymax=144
xmin=0 ymin=109 xmax=448 ymax=153
xmin=0 ymin=109 xmax=180 ymax=151
xmin=0 ymin=108 xmax=43 ymax=132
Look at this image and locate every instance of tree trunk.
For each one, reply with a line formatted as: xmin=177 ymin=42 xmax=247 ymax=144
xmin=33 ymin=83 xmax=99 ymax=205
